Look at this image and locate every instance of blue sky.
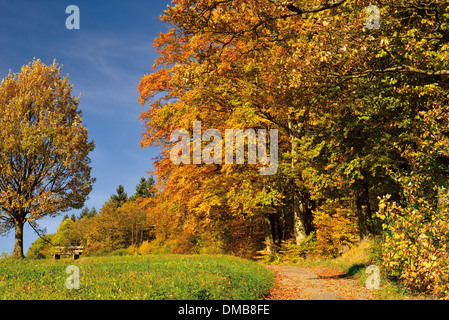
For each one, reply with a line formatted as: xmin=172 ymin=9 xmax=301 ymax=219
xmin=0 ymin=0 xmax=171 ymax=255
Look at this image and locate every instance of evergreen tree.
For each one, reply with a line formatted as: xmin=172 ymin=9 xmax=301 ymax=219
xmin=80 ymin=206 xmax=98 ymax=219
xmin=79 ymin=207 xmax=90 ymax=219
xmin=130 ymin=177 xmax=156 ymax=201
xmin=89 ymin=207 xmax=97 ymax=218
xmin=110 ymin=185 xmax=128 ymax=208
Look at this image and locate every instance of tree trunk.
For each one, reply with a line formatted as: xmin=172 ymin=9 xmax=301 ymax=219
xmin=140 ymin=226 xmax=143 ymax=245
xmin=13 ymin=219 xmax=25 ymax=259
xmin=277 ymin=207 xmax=285 ymax=243
xmin=289 ymin=117 xmax=307 ymax=244
xmin=292 ymin=191 xmax=307 ymax=244
xmin=355 ymin=177 xmax=374 ymax=239
xmin=263 ymin=215 xmax=275 ymax=254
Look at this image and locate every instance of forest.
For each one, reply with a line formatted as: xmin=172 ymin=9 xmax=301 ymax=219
xmin=22 ymin=0 xmax=449 ymax=299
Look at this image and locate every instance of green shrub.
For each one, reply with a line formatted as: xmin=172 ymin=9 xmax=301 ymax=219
xmin=26 ymin=235 xmax=55 ymax=259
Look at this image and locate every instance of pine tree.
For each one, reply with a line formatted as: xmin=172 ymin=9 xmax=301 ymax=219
xmin=130 ymin=177 xmax=156 ymax=201
xmin=79 ymin=207 xmax=90 ymax=219
xmin=110 ymin=185 xmax=128 ymax=208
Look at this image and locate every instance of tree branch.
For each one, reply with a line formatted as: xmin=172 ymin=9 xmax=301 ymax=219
xmin=275 ymin=0 xmax=348 ymax=15
xmin=329 ymin=64 xmax=449 ymax=80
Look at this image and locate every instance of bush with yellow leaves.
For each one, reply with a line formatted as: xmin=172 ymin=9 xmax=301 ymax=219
xmin=313 ymin=199 xmax=360 ymax=258
xmin=377 ymin=175 xmax=449 ymax=298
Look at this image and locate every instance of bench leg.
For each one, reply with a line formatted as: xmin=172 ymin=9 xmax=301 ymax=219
xmin=73 ymin=254 xmax=79 ymax=260
xmin=54 ymin=254 xmax=60 ymax=260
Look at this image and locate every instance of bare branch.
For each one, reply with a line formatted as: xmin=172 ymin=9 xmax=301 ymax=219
xmin=275 ymin=0 xmax=348 ymax=15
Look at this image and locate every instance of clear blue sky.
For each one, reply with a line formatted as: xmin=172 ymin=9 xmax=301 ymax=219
xmin=0 ymin=0 xmax=171 ymax=255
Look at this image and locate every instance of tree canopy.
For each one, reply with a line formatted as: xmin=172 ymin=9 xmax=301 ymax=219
xmin=0 ymin=59 xmax=95 ymax=258
xmin=136 ymin=0 xmax=449 ymax=294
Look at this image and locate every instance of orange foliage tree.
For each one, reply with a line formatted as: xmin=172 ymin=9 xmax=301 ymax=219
xmin=138 ymin=0 xmax=449 ymax=267
xmin=137 ymin=0 xmax=378 ymax=254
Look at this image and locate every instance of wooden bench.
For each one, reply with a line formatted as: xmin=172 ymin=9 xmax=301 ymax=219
xmin=53 ymin=246 xmax=84 ymax=260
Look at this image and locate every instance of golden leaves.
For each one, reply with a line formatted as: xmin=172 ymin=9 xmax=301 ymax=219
xmin=0 ymin=59 xmax=95 ymax=234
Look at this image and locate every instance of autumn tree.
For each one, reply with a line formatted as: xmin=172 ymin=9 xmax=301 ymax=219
xmin=298 ymin=0 xmax=449 ymax=238
xmin=120 ymin=201 xmax=150 ymax=247
xmin=52 ymin=218 xmax=76 ymax=247
xmin=0 ymin=59 xmax=95 ymax=258
xmin=138 ymin=0 xmax=367 ymax=249
xmin=138 ymin=0 xmax=449 ymax=257
xmin=26 ymin=234 xmax=54 ymax=259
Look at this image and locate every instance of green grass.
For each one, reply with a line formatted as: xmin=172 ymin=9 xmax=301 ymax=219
xmin=0 ymin=254 xmax=274 ymax=300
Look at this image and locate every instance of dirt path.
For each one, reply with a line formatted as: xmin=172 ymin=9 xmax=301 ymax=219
xmin=265 ymin=265 xmax=375 ymax=300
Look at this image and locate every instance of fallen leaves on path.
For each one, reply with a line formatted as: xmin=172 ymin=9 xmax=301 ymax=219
xmin=265 ymin=265 xmax=375 ymax=300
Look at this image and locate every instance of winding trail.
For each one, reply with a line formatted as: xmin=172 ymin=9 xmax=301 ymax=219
xmin=265 ymin=265 xmax=375 ymax=300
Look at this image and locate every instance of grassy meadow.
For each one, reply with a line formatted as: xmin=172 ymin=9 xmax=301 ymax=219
xmin=0 ymin=254 xmax=274 ymax=300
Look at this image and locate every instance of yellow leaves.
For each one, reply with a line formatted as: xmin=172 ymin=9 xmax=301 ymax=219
xmin=0 ymin=59 xmax=95 ymax=239
xmin=313 ymin=199 xmax=359 ymax=257
xmin=393 ymin=233 xmax=403 ymax=240
xmin=379 ymin=177 xmax=449 ymax=297
xmin=388 ymin=261 xmax=399 ymax=268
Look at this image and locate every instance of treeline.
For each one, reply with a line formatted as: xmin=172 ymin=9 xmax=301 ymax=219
xmin=136 ymin=0 xmax=449 ymax=297
xmin=27 ymin=177 xmax=156 ymax=258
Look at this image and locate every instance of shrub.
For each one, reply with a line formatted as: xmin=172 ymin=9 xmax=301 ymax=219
xmin=127 ymin=244 xmax=139 ymax=255
xmin=313 ymin=200 xmax=359 ymax=257
xmin=138 ymin=240 xmax=153 ymax=255
xmin=377 ymin=176 xmax=449 ymax=298
xmin=278 ymin=233 xmax=317 ymax=262
xmin=256 ymin=233 xmax=316 ymax=264
xmin=26 ymin=235 xmax=55 ymax=259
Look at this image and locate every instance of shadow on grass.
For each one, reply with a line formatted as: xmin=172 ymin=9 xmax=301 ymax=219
xmin=346 ymin=263 xmax=367 ymax=277
xmin=317 ymin=263 xmax=368 ymax=279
